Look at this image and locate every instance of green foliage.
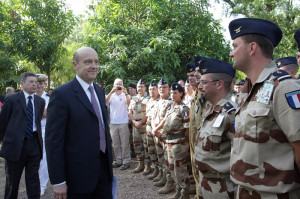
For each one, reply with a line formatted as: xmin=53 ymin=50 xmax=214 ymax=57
xmin=0 ymin=2 xmax=20 ymax=93
xmin=84 ymin=0 xmax=232 ymax=88
xmin=1 ymin=0 xmax=76 ymax=91
xmin=221 ymin=0 xmax=300 ymax=60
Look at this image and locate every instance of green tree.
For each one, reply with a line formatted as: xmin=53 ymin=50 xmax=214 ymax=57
xmin=0 ymin=2 xmax=23 ymax=93
xmin=83 ymin=0 xmax=231 ymax=88
xmin=220 ymin=0 xmax=300 ymax=60
xmin=7 ymin=0 xmax=76 ymax=90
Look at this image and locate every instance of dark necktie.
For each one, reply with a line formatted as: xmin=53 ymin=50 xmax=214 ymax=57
xmin=88 ymin=86 xmax=106 ymax=153
xmin=25 ymin=96 xmax=33 ymax=138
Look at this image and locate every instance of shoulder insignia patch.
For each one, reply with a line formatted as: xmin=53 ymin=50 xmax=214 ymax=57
xmin=285 ymin=90 xmax=300 ymax=109
xmin=272 ymin=69 xmax=292 ymax=82
xmin=183 ymin=110 xmax=189 ymax=117
xmin=223 ymin=102 xmax=235 ymax=113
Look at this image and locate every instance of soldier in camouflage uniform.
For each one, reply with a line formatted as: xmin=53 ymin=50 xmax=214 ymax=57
xmin=162 ymin=82 xmax=190 ymax=199
xmin=229 ymin=18 xmax=300 ymax=198
xmin=128 ymin=83 xmax=137 ymax=157
xmin=128 ymin=79 xmax=150 ymax=174
xmin=151 ymin=78 xmax=175 ymax=194
xmin=145 ymin=80 xmax=160 ymax=180
xmin=194 ymin=58 xmax=237 ymax=199
xmin=188 ymin=59 xmax=211 ymax=198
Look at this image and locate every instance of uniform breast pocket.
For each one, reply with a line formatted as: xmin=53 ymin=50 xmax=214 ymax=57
xmin=244 ymin=106 xmax=271 ymax=142
xmin=205 ymin=128 xmax=223 ymax=155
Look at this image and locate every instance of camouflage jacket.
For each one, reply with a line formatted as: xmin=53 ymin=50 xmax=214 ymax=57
xmin=194 ymin=94 xmax=237 ymax=174
xmin=230 ymin=62 xmax=300 ymax=193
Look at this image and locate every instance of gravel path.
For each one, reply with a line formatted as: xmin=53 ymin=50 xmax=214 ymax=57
xmin=0 ymin=158 xmax=196 ymax=198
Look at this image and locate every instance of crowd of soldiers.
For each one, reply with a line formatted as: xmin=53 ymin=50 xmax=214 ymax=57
xmin=119 ymin=18 xmax=300 ymax=199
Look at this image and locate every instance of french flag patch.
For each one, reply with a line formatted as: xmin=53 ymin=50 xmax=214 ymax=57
xmin=285 ymin=90 xmax=300 ymax=109
xmin=184 ymin=110 xmax=189 ymax=117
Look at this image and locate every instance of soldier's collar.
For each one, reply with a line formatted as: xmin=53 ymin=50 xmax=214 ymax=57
xmin=254 ymin=61 xmax=277 ymax=85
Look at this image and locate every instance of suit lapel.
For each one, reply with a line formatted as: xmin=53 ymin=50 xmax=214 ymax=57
xmin=19 ymin=91 xmax=27 ymax=115
xmin=94 ymin=84 xmax=108 ymax=123
xmin=72 ymin=78 xmax=97 ymax=117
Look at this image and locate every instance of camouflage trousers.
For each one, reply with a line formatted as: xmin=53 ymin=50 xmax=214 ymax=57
xmin=237 ymin=185 xmax=300 ymax=199
xmin=146 ymin=125 xmax=158 ymax=166
xmin=153 ymin=130 xmax=166 ymax=167
xmin=132 ymin=125 xmax=150 ymax=163
xmin=166 ymin=142 xmax=190 ymax=189
xmin=154 ymin=132 xmax=172 ymax=180
xmin=198 ymin=174 xmax=235 ymax=199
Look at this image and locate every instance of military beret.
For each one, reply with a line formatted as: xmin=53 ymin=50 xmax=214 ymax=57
xmin=229 ymin=18 xmax=282 ymax=47
xmin=195 ymin=56 xmax=209 ymax=67
xmin=294 ymin=28 xmax=300 ymax=51
xmin=185 ymin=62 xmax=196 ymax=73
xmin=275 ymin=57 xmax=298 ymax=68
xmin=199 ymin=58 xmax=235 ymax=78
xmin=128 ymin=83 xmax=136 ymax=89
xmin=171 ymin=82 xmax=184 ymax=93
xmin=149 ymin=80 xmax=157 ymax=87
xmin=158 ymin=78 xmax=168 ymax=85
xmin=36 ymin=74 xmax=48 ymax=82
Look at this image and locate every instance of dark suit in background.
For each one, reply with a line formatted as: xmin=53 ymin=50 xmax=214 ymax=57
xmin=0 ymin=91 xmax=45 ymax=199
xmin=45 ymin=47 xmax=113 ymax=199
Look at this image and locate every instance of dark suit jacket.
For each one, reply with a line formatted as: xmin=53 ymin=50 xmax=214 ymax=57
xmin=45 ymin=77 xmax=113 ymax=193
xmin=0 ymin=91 xmax=45 ymax=161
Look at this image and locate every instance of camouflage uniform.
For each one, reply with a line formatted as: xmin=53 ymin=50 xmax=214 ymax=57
xmin=151 ymin=98 xmax=172 ymax=170
xmin=164 ymin=102 xmax=190 ymax=190
xmin=231 ymin=62 xmax=300 ymax=198
xmin=194 ymin=94 xmax=237 ymax=199
xmin=189 ymin=90 xmax=210 ymax=197
xmin=129 ymin=94 xmax=149 ymax=162
xmin=146 ymin=97 xmax=160 ymax=166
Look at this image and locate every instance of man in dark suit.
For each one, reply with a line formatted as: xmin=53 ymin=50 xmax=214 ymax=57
xmin=45 ymin=47 xmax=113 ymax=199
xmin=0 ymin=72 xmax=45 ymax=199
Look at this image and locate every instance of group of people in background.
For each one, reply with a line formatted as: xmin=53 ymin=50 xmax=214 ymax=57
xmin=0 ymin=17 xmax=300 ymax=199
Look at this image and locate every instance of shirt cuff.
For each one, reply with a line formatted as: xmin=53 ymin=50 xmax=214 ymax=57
xmin=53 ymin=181 xmax=66 ymax=186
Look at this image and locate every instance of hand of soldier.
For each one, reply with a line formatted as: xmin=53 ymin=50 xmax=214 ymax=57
xmin=53 ymin=183 xmax=67 ymax=199
xmin=134 ymin=120 xmax=142 ymax=128
xmin=154 ymin=130 xmax=162 ymax=138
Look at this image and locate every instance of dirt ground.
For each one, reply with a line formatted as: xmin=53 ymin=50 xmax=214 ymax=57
xmin=0 ymin=157 xmax=195 ymax=199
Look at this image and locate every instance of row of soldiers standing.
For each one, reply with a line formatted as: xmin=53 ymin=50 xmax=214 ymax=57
xmin=127 ymin=17 xmax=300 ymax=199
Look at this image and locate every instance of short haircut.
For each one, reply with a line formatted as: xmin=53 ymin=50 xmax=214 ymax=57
xmin=114 ymin=78 xmax=123 ymax=86
xmin=20 ymin=72 xmax=36 ymax=83
xmin=209 ymin=73 xmax=233 ymax=92
xmin=282 ymin=64 xmax=299 ymax=73
xmin=242 ymin=34 xmax=274 ymax=59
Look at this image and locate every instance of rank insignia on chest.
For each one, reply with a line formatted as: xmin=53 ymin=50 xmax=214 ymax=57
xmin=257 ymin=81 xmax=274 ymax=104
xmin=183 ymin=110 xmax=189 ymax=117
xmin=285 ymin=90 xmax=300 ymax=109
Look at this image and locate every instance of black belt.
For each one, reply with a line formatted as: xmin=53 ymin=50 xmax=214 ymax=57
xmin=166 ymin=133 xmax=186 ymax=140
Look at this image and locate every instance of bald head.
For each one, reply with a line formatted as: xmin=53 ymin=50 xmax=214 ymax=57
xmin=73 ymin=47 xmax=98 ymax=64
